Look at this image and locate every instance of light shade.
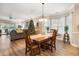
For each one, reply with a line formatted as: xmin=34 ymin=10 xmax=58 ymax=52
xmin=39 ymin=18 xmax=47 ymax=22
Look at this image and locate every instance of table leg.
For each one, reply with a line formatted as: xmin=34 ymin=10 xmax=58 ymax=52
xmin=38 ymin=42 xmax=41 ymax=55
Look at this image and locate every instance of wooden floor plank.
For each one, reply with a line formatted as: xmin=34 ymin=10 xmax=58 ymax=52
xmin=0 ymin=39 xmax=79 ymax=56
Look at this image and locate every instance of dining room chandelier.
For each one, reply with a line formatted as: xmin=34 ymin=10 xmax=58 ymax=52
xmin=39 ymin=3 xmax=47 ymax=22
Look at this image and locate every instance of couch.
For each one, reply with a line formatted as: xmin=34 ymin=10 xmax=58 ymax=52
xmin=10 ymin=30 xmax=24 ymax=41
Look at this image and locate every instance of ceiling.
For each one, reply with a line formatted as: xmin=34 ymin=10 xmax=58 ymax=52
xmin=0 ymin=3 xmax=74 ymax=23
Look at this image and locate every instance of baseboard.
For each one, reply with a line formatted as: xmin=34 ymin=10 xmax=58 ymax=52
xmin=70 ymin=42 xmax=79 ymax=48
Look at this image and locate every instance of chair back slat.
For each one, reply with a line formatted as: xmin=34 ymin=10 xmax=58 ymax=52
xmin=51 ymin=29 xmax=57 ymax=42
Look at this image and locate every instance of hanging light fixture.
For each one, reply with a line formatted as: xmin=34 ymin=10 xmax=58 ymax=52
xmin=42 ymin=3 xmax=44 ymax=19
xmin=39 ymin=3 xmax=47 ymax=22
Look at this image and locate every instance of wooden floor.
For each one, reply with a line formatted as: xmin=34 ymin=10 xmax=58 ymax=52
xmin=0 ymin=39 xmax=79 ymax=56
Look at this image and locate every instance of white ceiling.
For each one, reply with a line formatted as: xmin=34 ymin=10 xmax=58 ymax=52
xmin=0 ymin=3 xmax=74 ymax=23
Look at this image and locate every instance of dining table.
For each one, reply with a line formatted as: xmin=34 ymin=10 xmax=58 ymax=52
xmin=30 ymin=33 xmax=53 ymax=54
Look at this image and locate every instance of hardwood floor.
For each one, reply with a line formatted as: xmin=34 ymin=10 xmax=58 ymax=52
xmin=0 ymin=38 xmax=79 ymax=56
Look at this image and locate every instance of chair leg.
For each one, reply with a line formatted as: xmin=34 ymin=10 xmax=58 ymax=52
xmin=38 ymin=43 xmax=41 ymax=55
xmin=30 ymin=48 xmax=33 ymax=56
xmin=54 ymin=42 xmax=56 ymax=50
xmin=50 ymin=46 xmax=53 ymax=52
xmin=51 ymin=42 xmax=53 ymax=52
xmin=25 ymin=47 xmax=27 ymax=55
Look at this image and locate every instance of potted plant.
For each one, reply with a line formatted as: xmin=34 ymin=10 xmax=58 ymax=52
xmin=28 ymin=20 xmax=36 ymax=35
xmin=64 ymin=25 xmax=69 ymax=33
xmin=64 ymin=25 xmax=70 ymax=43
xmin=46 ymin=27 xmax=49 ymax=33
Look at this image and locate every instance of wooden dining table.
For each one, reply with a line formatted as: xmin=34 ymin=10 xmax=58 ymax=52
xmin=30 ymin=33 xmax=52 ymax=54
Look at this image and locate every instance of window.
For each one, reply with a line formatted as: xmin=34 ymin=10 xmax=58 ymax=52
xmin=45 ymin=14 xmax=72 ymax=35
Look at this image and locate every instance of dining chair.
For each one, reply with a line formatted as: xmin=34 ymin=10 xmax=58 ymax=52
xmin=23 ymin=29 xmax=39 ymax=55
xmin=43 ymin=29 xmax=57 ymax=52
xmin=51 ymin=30 xmax=57 ymax=51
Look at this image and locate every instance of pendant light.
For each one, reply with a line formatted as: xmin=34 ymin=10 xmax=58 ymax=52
xmin=39 ymin=3 xmax=47 ymax=22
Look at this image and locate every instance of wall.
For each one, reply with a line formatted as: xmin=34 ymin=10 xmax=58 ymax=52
xmin=71 ymin=5 xmax=79 ymax=47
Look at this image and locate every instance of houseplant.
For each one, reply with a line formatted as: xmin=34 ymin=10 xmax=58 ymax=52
xmin=64 ymin=25 xmax=70 ymax=43
xmin=64 ymin=25 xmax=69 ymax=33
xmin=28 ymin=20 xmax=36 ymax=35
xmin=46 ymin=27 xmax=49 ymax=33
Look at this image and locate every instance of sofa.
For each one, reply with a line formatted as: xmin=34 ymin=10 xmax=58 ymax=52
xmin=10 ymin=30 xmax=24 ymax=41
xmin=0 ymin=30 xmax=2 ymax=36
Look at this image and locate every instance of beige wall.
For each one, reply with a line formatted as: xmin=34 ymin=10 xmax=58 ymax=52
xmin=72 ymin=5 xmax=79 ymax=47
xmin=72 ymin=5 xmax=79 ymax=32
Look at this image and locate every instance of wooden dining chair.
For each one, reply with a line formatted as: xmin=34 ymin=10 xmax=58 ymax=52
xmin=23 ymin=30 xmax=39 ymax=55
xmin=43 ymin=29 xmax=57 ymax=52
xmin=51 ymin=30 xmax=57 ymax=51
